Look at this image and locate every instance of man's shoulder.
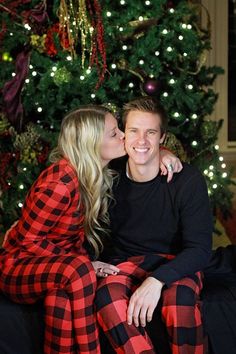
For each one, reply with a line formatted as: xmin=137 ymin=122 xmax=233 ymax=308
xmin=109 ymin=155 xmax=128 ymax=172
xmin=172 ymin=162 xmax=203 ymax=185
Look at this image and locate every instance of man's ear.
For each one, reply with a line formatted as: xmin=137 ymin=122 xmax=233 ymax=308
xmin=160 ymin=133 xmax=166 ymax=144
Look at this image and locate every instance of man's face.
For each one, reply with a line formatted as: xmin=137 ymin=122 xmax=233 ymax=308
xmin=125 ymin=110 xmax=165 ymax=167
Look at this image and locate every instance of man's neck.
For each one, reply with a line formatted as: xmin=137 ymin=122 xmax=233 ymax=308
xmin=127 ymin=159 xmax=160 ymax=182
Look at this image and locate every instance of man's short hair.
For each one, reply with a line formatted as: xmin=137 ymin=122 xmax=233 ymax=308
xmin=123 ymin=96 xmax=168 ymax=136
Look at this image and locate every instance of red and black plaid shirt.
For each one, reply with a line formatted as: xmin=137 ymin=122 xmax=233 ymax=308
xmin=2 ymin=158 xmax=87 ymax=264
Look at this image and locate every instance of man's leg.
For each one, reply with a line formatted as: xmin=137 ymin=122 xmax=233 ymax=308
xmin=161 ymin=272 xmax=206 ymax=354
xmin=96 ymin=260 xmax=155 ymax=354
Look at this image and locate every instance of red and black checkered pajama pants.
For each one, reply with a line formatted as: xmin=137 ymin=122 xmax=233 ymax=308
xmin=96 ymin=255 xmax=206 ymax=354
xmin=0 ymin=255 xmax=100 ymax=354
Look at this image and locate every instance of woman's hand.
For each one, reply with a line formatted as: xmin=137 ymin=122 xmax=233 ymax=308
xmin=91 ymin=261 xmax=120 ymax=277
xmin=160 ymin=149 xmax=183 ymax=182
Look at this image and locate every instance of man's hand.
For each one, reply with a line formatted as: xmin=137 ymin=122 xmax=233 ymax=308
xmin=127 ymin=277 xmax=164 ymax=327
xmin=159 ymin=149 xmax=183 ymax=183
xmin=91 ymin=261 xmax=120 ymax=277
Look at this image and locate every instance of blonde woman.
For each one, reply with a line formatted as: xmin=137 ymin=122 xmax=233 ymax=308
xmin=0 ymin=105 xmax=180 ymax=354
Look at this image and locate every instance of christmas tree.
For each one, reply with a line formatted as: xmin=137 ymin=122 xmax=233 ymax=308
xmin=0 ymin=0 xmax=234 ymax=233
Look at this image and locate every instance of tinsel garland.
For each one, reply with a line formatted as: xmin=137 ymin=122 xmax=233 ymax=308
xmin=57 ymin=0 xmax=106 ymax=87
xmin=85 ymin=0 xmax=107 ymax=88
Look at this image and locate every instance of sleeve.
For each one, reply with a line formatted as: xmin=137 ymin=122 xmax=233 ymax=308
xmin=151 ymin=171 xmax=213 ymax=287
xmin=18 ymin=181 xmax=72 ymax=257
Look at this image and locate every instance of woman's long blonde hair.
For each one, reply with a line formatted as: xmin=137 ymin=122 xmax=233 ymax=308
xmin=50 ymin=105 xmax=114 ymax=258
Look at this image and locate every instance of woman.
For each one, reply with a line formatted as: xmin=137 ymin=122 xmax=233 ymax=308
xmin=0 ymin=105 xmax=181 ymax=354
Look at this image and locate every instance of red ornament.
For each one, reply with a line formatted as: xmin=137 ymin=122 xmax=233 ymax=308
xmin=142 ymin=78 xmax=162 ymax=96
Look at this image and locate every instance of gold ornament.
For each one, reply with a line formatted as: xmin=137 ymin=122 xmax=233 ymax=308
xmin=30 ymin=34 xmax=47 ymax=53
xmin=163 ymin=132 xmax=187 ymax=162
xmin=53 ymin=67 xmax=72 ymax=86
xmin=13 ymin=124 xmax=40 ymax=165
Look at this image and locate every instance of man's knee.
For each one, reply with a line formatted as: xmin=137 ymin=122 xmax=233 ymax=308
xmin=162 ymin=284 xmax=197 ymax=307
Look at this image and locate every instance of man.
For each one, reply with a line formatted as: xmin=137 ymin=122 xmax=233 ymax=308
xmin=96 ymin=97 xmax=213 ymax=354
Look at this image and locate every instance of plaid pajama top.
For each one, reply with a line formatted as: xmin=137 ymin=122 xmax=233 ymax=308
xmin=1 ymin=158 xmax=87 ymax=265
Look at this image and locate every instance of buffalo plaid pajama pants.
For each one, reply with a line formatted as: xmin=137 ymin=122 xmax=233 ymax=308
xmin=0 ymin=255 xmax=100 ymax=354
xmin=96 ymin=254 xmax=206 ymax=354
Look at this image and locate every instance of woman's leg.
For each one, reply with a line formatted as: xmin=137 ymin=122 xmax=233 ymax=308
xmin=0 ymin=255 xmax=100 ymax=354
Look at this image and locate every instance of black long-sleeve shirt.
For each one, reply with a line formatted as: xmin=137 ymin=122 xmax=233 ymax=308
xmin=108 ymin=158 xmax=213 ymax=287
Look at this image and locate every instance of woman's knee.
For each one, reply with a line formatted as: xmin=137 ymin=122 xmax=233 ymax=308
xmin=55 ymin=255 xmax=96 ymax=287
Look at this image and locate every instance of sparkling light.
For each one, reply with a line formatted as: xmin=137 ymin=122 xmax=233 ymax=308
xmin=37 ymin=107 xmax=43 ymax=112
xmin=52 ymin=66 xmax=57 ymax=72
xmin=169 ymin=78 xmax=175 ymax=84
xmin=145 ymin=0 xmax=151 ymax=5
xmin=163 ymin=92 xmax=168 ymax=97
xmin=174 ymin=112 xmax=180 ymax=117
xmin=183 ymin=52 xmax=188 ymax=56
xmin=162 ymin=29 xmax=168 ymax=34
xmin=91 ymin=94 xmax=95 ymax=98
xmin=80 ymin=75 xmax=85 ymax=80
xmin=209 ymin=165 xmax=214 ymax=170
xmin=192 ymin=141 xmax=198 ymax=146
xmin=221 ymin=163 xmax=226 ymax=168
xmin=19 ymin=184 xmax=24 ymax=190
xmin=222 ymin=172 xmax=227 ymax=178
xmin=178 ymin=35 xmax=183 ymax=40
xmin=32 ymin=71 xmax=37 ymax=76
xmin=167 ymin=46 xmax=173 ymax=52
xmin=212 ymin=184 xmax=217 ymax=189
xmin=106 ymin=11 xmax=112 ymax=17
xmin=111 ymin=64 xmax=117 ymax=69
xmin=139 ymin=16 xmax=144 ymax=21
xmin=50 ymin=72 xmax=55 ymax=77
xmin=182 ymin=24 xmax=187 ymax=29
xmin=129 ymin=82 xmax=134 ymax=88
xmin=18 ymin=202 xmax=23 ymax=208
xmin=187 ymin=24 xmax=192 ymax=29
xmin=191 ymin=114 xmax=197 ymax=119
xmin=66 ymin=56 xmax=72 ymax=61
xmin=219 ymin=156 xmax=224 ymax=161
xmin=214 ymin=144 xmax=219 ymax=150
xmin=155 ymin=51 xmax=160 ymax=56
xmin=139 ymin=59 xmax=144 ymax=65
xmin=187 ymin=84 xmax=193 ymax=89
xmin=12 ymin=72 xmax=16 ymax=77
xmin=122 ymin=45 xmax=128 ymax=50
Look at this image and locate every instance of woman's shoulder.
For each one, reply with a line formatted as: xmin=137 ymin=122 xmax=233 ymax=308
xmin=36 ymin=158 xmax=78 ymax=190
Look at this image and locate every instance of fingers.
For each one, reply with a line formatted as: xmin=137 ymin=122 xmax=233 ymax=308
xmin=94 ymin=262 xmax=120 ymax=277
xmin=127 ymin=301 xmax=134 ymax=326
xmin=159 ymin=162 xmax=167 ymax=176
